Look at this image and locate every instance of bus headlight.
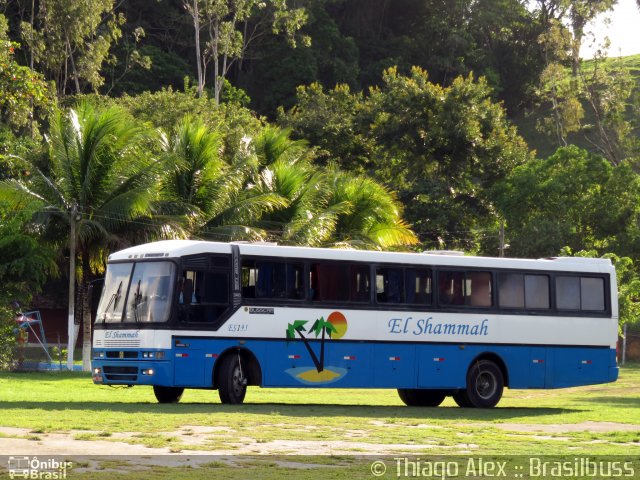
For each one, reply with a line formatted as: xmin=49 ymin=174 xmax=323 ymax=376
xmin=142 ymin=369 xmax=154 ymax=376
xmin=142 ymin=352 xmax=165 ymax=359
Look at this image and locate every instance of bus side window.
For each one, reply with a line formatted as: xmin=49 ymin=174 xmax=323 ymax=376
xmin=438 ymin=271 xmax=464 ymax=306
xmin=181 ymin=278 xmax=194 ymax=305
xmin=556 ymin=275 xmax=605 ymax=311
xmin=287 ymin=263 xmax=305 ymax=300
xmin=350 ymin=265 xmax=370 ymax=302
xmin=310 ymin=263 xmax=352 ymax=302
xmin=468 ymin=272 xmax=492 ymax=307
xmin=406 ymin=268 xmax=432 ymax=305
xmin=376 ymin=267 xmax=404 ymax=303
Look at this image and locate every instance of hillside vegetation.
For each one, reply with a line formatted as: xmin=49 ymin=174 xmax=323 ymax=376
xmin=1 ymin=1 xmax=640 ymax=366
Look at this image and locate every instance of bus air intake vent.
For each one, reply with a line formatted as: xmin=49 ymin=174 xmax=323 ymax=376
xmin=103 ymin=339 xmax=141 ymax=348
xmin=103 ymin=366 xmax=138 ymax=382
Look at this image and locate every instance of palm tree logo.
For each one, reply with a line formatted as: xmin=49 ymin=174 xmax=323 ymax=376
xmin=285 ymin=312 xmax=346 ymax=373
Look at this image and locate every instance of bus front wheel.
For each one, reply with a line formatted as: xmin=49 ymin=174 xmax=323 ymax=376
xmin=457 ymin=360 xmax=504 ymax=408
xmin=153 ymin=386 xmax=184 ymax=404
xmin=398 ymin=388 xmax=446 ymax=407
xmin=218 ymin=354 xmax=247 ymax=405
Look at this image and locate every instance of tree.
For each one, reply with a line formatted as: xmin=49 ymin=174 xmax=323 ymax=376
xmin=0 ymin=199 xmax=57 ymax=370
xmin=106 ymin=85 xmax=264 ymax=160
xmin=567 ymin=0 xmax=615 ymax=77
xmin=280 ymin=67 xmax=532 ymax=251
xmin=491 ymin=145 xmax=640 ymax=259
xmin=247 ymin=126 xmax=417 ymax=248
xmin=159 ymin=119 xmax=416 ymax=248
xmin=239 ymin=1 xmax=359 ymax=115
xmin=578 ymin=53 xmax=637 ymax=165
xmin=159 ymin=116 xmax=289 ymax=241
xmin=0 ymin=101 xmax=167 ymax=371
xmin=0 ymin=13 xmax=51 ymax=134
xmin=536 ymin=26 xmax=636 ymax=165
xmin=184 ymin=0 xmax=308 ymax=103
xmin=20 ymin=0 xmax=126 ymax=95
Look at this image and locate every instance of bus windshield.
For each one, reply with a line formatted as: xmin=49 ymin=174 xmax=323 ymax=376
xmin=97 ymin=261 xmax=176 ymax=323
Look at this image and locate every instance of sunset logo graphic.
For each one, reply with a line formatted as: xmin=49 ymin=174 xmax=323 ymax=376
xmin=285 ymin=311 xmax=349 ymax=385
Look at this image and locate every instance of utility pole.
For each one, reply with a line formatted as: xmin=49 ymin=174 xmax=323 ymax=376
xmin=622 ymin=323 xmax=627 ymax=366
xmin=499 ymin=221 xmax=505 ymax=258
xmin=67 ymin=204 xmax=78 ymax=371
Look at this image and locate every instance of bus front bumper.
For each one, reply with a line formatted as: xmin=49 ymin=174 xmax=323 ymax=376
xmin=92 ymin=360 xmax=172 ymax=386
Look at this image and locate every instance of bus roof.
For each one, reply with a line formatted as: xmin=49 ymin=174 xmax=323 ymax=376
xmin=108 ymin=240 xmax=614 ymax=274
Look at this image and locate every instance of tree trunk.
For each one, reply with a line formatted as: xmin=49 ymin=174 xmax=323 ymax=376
xmin=212 ymin=19 xmax=221 ymax=105
xmin=66 ymin=34 xmax=82 ymax=94
xmin=81 ymin=251 xmax=92 ymax=372
xmin=191 ymin=0 xmax=205 ymax=97
xmin=66 ymin=206 xmax=77 ymax=371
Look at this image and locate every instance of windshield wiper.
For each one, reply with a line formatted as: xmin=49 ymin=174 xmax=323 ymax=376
xmin=102 ymin=281 xmax=123 ymax=323
xmin=132 ymin=279 xmax=142 ymax=325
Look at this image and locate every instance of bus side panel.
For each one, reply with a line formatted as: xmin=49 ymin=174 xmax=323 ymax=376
xmin=372 ymin=343 xmax=416 ymax=388
xmin=528 ymin=346 xmax=547 ymax=388
xmin=265 ymin=340 xmax=315 ymax=387
xmin=173 ymin=337 xmax=207 ymax=387
xmin=173 ymin=337 xmax=268 ymax=388
xmin=263 ymin=340 xmax=373 ymax=388
xmin=416 ymin=344 xmax=468 ymax=389
xmin=415 ymin=345 xmax=543 ymax=390
xmin=546 ymin=346 xmax=612 ymax=388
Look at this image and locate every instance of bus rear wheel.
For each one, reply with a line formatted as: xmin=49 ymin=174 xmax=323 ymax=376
xmin=398 ymin=388 xmax=446 ymax=407
xmin=458 ymin=360 xmax=504 ymax=408
xmin=153 ymin=386 xmax=184 ymax=404
xmin=218 ymin=354 xmax=247 ymax=405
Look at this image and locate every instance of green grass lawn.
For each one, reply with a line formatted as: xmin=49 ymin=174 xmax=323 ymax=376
xmin=0 ymin=364 xmax=639 ymax=478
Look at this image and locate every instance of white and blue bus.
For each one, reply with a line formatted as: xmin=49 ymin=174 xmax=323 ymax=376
xmin=92 ymin=240 xmax=619 ymax=408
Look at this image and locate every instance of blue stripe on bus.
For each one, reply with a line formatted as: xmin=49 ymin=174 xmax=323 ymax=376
xmin=93 ymin=340 xmax=617 ymax=391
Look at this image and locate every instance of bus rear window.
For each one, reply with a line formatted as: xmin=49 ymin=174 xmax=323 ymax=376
xmin=556 ymin=276 xmax=605 ymax=311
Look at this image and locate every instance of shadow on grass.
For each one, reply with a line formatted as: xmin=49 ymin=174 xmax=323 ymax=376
xmin=0 ymin=400 xmax=579 ymax=421
xmin=580 ymin=396 xmax=640 ymax=407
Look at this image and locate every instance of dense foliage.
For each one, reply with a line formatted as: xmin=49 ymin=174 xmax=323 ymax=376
xmin=0 ymin=0 xmax=639 ymax=365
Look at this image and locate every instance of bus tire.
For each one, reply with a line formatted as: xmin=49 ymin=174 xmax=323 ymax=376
xmin=218 ymin=354 xmax=247 ymax=405
xmin=153 ymin=386 xmax=184 ymax=404
xmin=464 ymin=360 xmax=504 ymax=408
xmin=452 ymin=390 xmax=474 ymax=408
xmin=398 ymin=389 xmax=446 ymax=407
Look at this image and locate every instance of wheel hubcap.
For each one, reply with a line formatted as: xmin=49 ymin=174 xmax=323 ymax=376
xmin=476 ymin=371 xmax=497 ymax=399
xmin=232 ymin=365 xmax=244 ymax=396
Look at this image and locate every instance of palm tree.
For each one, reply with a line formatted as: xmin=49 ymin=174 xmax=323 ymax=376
xmin=249 ymin=127 xmax=418 ymax=249
xmin=323 ymin=171 xmax=418 ymax=249
xmin=0 ymin=102 xmax=166 ymax=370
xmin=160 ymin=121 xmax=416 ymax=249
xmin=159 ymin=117 xmax=289 ymax=241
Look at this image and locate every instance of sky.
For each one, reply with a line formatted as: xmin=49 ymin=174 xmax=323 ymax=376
xmin=580 ymin=0 xmax=640 ymax=58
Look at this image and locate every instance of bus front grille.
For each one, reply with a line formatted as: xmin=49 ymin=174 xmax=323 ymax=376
xmin=106 ymin=351 xmax=138 ymax=359
xmin=103 ymin=366 xmax=138 ymax=382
